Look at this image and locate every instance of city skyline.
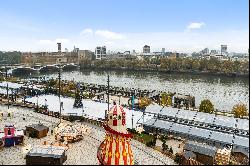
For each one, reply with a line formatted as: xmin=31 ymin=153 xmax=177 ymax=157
xmin=0 ymin=0 xmax=249 ymax=53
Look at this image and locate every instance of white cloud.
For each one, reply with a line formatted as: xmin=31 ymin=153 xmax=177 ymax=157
xmin=0 ymin=27 xmax=248 ymax=53
xmin=95 ymin=30 xmax=126 ymax=40
xmin=35 ymin=38 xmax=71 ymax=52
xmin=186 ymin=22 xmax=205 ymax=30
xmin=33 ymin=30 xmax=248 ymax=53
xmin=37 ymin=40 xmax=54 ymax=45
xmin=37 ymin=38 xmax=70 ymax=45
xmin=80 ymin=28 xmax=94 ymax=35
xmin=55 ymin=38 xmax=70 ymax=43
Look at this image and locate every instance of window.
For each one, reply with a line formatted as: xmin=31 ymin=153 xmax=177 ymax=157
xmin=7 ymin=128 xmax=11 ymax=135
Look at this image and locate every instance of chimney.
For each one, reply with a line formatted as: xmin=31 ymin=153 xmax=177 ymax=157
xmin=57 ymin=43 xmax=61 ymax=53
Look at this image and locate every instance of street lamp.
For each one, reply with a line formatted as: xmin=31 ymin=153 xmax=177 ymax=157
xmin=36 ymin=91 xmax=39 ymax=112
xmin=5 ymin=66 xmax=9 ymax=109
xmin=44 ymin=99 xmax=47 ymax=108
xmin=132 ymin=114 xmax=134 ymax=129
xmin=58 ymin=67 xmax=62 ymax=124
xmin=117 ymin=93 xmax=122 ymax=105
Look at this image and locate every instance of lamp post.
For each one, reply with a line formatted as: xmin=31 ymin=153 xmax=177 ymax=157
xmin=58 ymin=67 xmax=62 ymax=124
xmin=81 ymin=88 xmax=84 ymax=117
xmin=36 ymin=88 xmax=39 ymax=106
xmin=118 ymin=93 xmax=122 ymax=105
xmin=44 ymin=99 xmax=47 ymax=108
xmin=132 ymin=114 xmax=134 ymax=129
xmin=5 ymin=66 xmax=9 ymax=109
xmin=131 ymin=92 xmax=135 ymax=129
xmin=106 ymin=75 xmax=110 ymax=119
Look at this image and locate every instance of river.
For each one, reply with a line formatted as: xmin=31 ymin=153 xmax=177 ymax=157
xmin=20 ymin=69 xmax=250 ymax=112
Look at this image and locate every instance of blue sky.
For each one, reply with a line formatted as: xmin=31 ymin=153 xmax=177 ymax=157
xmin=0 ymin=0 xmax=248 ymax=53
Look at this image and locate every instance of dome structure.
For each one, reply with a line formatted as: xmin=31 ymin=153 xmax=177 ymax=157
xmin=97 ymin=104 xmax=134 ymax=165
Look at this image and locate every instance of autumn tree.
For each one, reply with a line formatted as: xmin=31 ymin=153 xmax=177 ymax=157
xmin=139 ymin=97 xmax=152 ymax=109
xmin=199 ymin=99 xmax=214 ymax=114
xmin=232 ymin=103 xmax=248 ymax=118
xmin=161 ymin=93 xmax=167 ymax=106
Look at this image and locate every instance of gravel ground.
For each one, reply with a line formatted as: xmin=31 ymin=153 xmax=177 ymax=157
xmin=0 ymin=106 xmax=175 ymax=165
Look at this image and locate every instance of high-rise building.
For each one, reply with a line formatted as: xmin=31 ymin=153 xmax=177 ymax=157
xmin=201 ymin=48 xmax=209 ymax=55
xmin=221 ymin=45 xmax=227 ymax=55
xmin=162 ymin=48 xmax=165 ymax=55
xmin=143 ymin=45 xmax=150 ymax=53
xmin=95 ymin=46 xmax=107 ymax=60
xmin=210 ymin=50 xmax=218 ymax=55
xmin=57 ymin=43 xmax=61 ymax=53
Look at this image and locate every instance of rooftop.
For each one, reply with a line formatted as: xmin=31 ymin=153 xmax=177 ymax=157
xmin=26 ymin=123 xmax=49 ymax=132
xmin=184 ymin=141 xmax=217 ymax=157
xmin=27 ymin=145 xmax=67 ymax=158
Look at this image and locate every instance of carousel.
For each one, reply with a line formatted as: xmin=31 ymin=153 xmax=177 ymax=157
xmin=54 ymin=123 xmax=90 ymax=143
xmin=97 ymin=104 xmax=134 ymax=165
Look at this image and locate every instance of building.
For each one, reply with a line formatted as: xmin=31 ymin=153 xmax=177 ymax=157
xmin=124 ymin=51 xmax=130 ymax=55
xmin=26 ymin=145 xmax=67 ymax=165
xmin=25 ymin=123 xmax=49 ymax=138
xmin=78 ymin=50 xmax=93 ymax=64
xmin=20 ymin=43 xmax=79 ymax=66
xmin=201 ymin=48 xmax=209 ymax=55
xmin=95 ymin=46 xmax=107 ymax=60
xmin=57 ymin=43 xmax=62 ymax=53
xmin=210 ymin=50 xmax=219 ymax=55
xmin=214 ymin=148 xmax=231 ymax=165
xmin=141 ymin=104 xmax=249 ymax=158
xmin=143 ymin=45 xmax=150 ymax=53
xmin=221 ymin=45 xmax=228 ymax=55
xmin=0 ymin=125 xmax=24 ymax=147
xmin=183 ymin=141 xmax=217 ymax=165
xmin=56 ymin=57 xmax=68 ymax=65
xmin=162 ymin=48 xmax=165 ymax=55
xmin=182 ymin=150 xmax=201 ymax=165
xmin=97 ymin=104 xmax=134 ymax=165
xmin=152 ymin=52 xmax=163 ymax=56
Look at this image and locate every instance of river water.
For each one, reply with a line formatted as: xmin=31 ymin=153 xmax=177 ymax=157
xmin=34 ymin=69 xmax=249 ymax=112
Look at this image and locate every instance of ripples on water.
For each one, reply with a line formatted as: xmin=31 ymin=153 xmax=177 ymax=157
xmin=34 ymin=69 xmax=249 ymax=112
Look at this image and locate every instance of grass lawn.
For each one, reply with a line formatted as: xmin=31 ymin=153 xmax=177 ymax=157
xmin=133 ymin=132 xmax=155 ymax=144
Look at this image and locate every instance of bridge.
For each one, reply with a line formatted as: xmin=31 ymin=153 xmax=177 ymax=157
xmin=1 ymin=63 xmax=78 ymax=76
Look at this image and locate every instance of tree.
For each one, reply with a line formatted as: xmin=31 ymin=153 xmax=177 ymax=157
xmin=0 ymin=51 xmax=21 ymax=64
xmin=161 ymin=93 xmax=167 ymax=106
xmin=199 ymin=99 xmax=214 ymax=114
xmin=166 ymin=95 xmax=172 ymax=106
xmin=162 ymin=141 xmax=169 ymax=151
xmin=232 ymin=103 xmax=248 ymax=118
xmin=160 ymin=135 xmax=168 ymax=142
xmin=150 ymin=134 xmax=157 ymax=147
xmin=174 ymin=153 xmax=182 ymax=164
xmin=139 ymin=97 xmax=152 ymax=109
xmin=169 ymin=146 xmax=173 ymax=154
